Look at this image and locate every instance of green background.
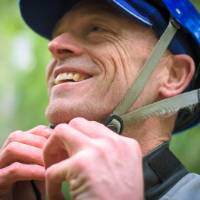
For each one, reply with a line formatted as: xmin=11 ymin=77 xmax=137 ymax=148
xmin=0 ymin=0 xmax=200 ymax=177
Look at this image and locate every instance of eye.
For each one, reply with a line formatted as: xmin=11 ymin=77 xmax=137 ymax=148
xmin=91 ymin=26 xmax=103 ymax=32
xmin=88 ymin=25 xmax=105 ymax=34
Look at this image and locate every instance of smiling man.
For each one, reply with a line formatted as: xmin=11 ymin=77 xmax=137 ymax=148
xmin=0 ymin=0 xmax=200 ymax=200
xmin=46 ymin=1 xmax=160 ymax=130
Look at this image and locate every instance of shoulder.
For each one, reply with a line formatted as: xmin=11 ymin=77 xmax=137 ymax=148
xmin=160 ymin=173 xmax=200 ymax=200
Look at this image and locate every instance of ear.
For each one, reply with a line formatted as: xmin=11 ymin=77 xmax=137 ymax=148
xmin=159 ymin=55 xmax=195 ymax=98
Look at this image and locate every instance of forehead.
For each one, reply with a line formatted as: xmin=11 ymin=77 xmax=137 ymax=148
xmin=69 ymin=0 xmax=120 ymax=16
xmin=55 ymin=0 xmax=133 ymax=29
xmin=53 ymin=0 xmax=156 ymax=42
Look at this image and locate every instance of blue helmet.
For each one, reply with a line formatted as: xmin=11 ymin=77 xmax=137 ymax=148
xmin=19 ymin=0 xmax=200 ymax=63
xmin=19 ymin=0 xmax=200 ymax=133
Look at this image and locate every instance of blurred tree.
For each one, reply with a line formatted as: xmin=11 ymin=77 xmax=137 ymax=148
xmin=0 ymin=0 xmax=50 ymax=143
xmin=193 ymin=0 xmax=200 ymax=9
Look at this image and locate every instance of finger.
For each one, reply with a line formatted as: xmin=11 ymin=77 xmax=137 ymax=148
xmin=69 ymin=117 xmax=115 ymax=138
xmin=28 ymin=125 xmax=53 ymax=139
xmin=46 ymin=160 xmax=68 ymax=200
xmin=43 ymin=132 xmax=68 ymax=169
xmin=55 ymin=123 xmax=91 ymax=151
xmin=4 ymin=131 xmax=48 ymax=149
xmin=1 ymin=126 xmax=52 ymax=150
xmin=0 ymin=162 xmax=45 ymax=190
xmin=0 ymin=142 xmax=44 ymax=168
xmin=69 ymin=178 xmax=88 ymax=200
xmin=43 ymin=124 xmax=90 ymax=168
xmin=46 ymin=156 xmax=80 ymax=200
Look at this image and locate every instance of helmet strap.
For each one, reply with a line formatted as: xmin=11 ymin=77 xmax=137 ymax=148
xmin=105 ymin=19 xmax=199 ymax=134
xmin=121 ymin=89 xmax=200 ymax=125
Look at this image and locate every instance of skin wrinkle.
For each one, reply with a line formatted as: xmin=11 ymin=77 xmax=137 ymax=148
xmin=53 ymin=18 xmax=127 ymax=105
xmin=116 ymin=41 xmax=138 ymax=86
xmin=92 ymin=40 xmax=125 ymax=99
xmin=46 ymin=0 xmax=194 ymax=154
xmin=103 ymin=32 xmax=155 ymax=109
xmin=47 ymin=3 xmax=159 ymax=124
xmin=74 ymin=149 xmax=119 ymax=199
xmin=86 ymin=37 xmax=117 ymax=93
xmin=88 ymin=25 xmax=154 ymax=104
xmin=109 ymin=37 xmax=131 ymax=86
xmin=110 ymin=28 xmax=158 ymax=88
xmin=52 ymin=1 xmax=157 ymax=99
xmin=87 ymin=141 xmax=139 ymax=199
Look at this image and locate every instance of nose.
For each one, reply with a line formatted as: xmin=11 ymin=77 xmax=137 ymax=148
xmin=48 ymin=33 xmax=84 ymax=60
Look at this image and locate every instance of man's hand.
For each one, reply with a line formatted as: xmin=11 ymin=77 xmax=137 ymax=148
xmin=0 ymin=126 xmax=52 ymax=200
xmin=44 ymin=118 xmax=144 ymax=200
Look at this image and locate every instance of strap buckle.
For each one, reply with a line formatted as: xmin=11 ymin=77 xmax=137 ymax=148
xmin=104 ymin=114 xmax=124 ymax=134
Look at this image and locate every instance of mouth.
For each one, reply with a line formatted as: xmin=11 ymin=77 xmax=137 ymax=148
xmin=54 ymin=72 xmax=91 ymax=85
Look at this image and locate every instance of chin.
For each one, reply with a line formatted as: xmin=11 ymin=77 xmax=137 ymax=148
xmin=45 ymin=99 xmax=110 ymax=125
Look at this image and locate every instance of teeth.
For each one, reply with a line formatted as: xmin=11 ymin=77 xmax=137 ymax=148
xmin=54 ymin=72 xmax=88 ymax=85
xmin=73 ymin=73 xmax=80 ymax=82
xmin=67 ymin=72 xmax=73 ymax=80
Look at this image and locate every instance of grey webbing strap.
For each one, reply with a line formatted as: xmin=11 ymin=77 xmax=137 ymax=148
xmin=113 ymin=20 xmax=179 ymax=116
xmin=121 ymin=89 xmax=200 ymax=125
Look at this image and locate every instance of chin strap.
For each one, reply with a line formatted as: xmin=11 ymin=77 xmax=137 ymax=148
xmin=113 ymin=19 xmax=179 ymax=116
xmin=106 ymin=19 xmax=199 ymax=134
xmin=122 ymin=89 xmax=200 ymax=125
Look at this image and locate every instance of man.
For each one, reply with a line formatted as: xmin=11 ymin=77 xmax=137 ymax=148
xmin=0 ymin=0 xmax=200 ymax=199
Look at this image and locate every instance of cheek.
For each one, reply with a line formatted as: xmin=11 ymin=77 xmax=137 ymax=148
xmin=46 ymin=60 xmax=57 ymax=80
xmin=81 ymin=40 xmax=135 ymax=110
xmin=90 ymin=37 xmax=143 ymax=89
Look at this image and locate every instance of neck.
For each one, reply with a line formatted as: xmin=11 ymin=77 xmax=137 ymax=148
xmin=122 ymin=116 xmax=175 ymax=155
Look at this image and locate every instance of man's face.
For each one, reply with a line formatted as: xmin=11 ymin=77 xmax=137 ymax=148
xmin=46 ymin=0 xmax=160 ymax=125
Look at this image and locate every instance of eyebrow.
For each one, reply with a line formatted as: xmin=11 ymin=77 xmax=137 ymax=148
xmin=52 ymin=12 xmax=117 ymax=37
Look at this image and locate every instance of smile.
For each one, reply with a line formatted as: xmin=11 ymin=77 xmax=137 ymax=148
xmin=54 ymin=72 xmax=90 ymax=85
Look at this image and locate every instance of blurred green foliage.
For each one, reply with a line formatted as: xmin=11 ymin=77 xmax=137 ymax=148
xmin=0 ymin=0 xmax=200 ymax=182
xmin=0 ymin=0 xmax=50 ymax=143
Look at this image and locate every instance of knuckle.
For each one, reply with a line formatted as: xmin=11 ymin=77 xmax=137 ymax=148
xmin=7 ymin=131 xmax=22 ymax=144
xmin=34 ymin=125 xmax=48 ymax=130
xmin=74 ymin=154 xmax=88 ymax=171
xmin=104 ymin=135 xmax=121 ymax=148
xmin=69 ymin=117 xmax=84 ymax=127
xmin=76 ymin=160 xmax=87 ymax=171
xmin=90 ymin=138 xmax=119 ymax=158
xmin=46 ymin=166 xmax=56 ymax=181
xmin=94 ymin=148 xmax=107 ymax=160
xmin=5 ymin=142 xmax=19 ymax=156
xmin=30 ymin=125 xmax=49 ymax=135
xmin=37 ymin=137 xmax=46 ymax=146
xmin=85 ymin=144 xmax=107 ymax=164
xmin=92 ymin=141 xmax=106 ymax=155
xmin=8 ymin=162 xmax=21 ymax=178
xmin=54 ymin=123 xmax=66 ymax=132
xmin=29 ymin=125 xmax=49 ymax=135
xmin=30 ymin=126 xmax=52 ymax=139
xmin=52 ymin=131 xmax=62 ymax=140
xmin=54 ymin=123 xmax=68 ymax=138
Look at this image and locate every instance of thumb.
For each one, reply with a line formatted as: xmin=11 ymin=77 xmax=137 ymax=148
xmin=45 ymin=155 xmax=80 ymax=200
